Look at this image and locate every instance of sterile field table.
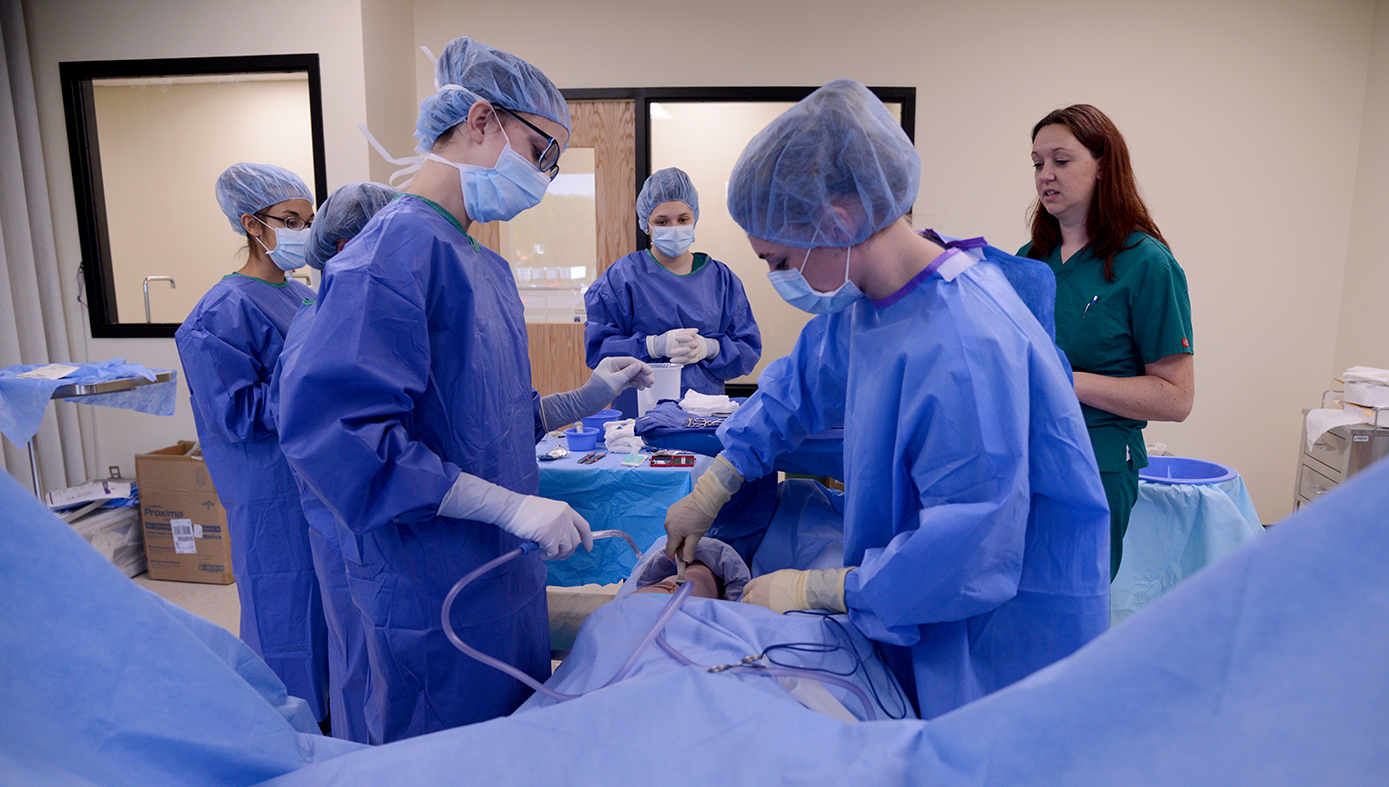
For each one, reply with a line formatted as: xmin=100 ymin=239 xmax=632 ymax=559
xmin=535 ymin=433 xmax=713 ymax=586
xmin=0 ymin=363 xmax=175 ymax=495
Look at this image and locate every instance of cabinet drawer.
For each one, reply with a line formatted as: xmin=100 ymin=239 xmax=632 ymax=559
xmin=1297 ymin=462 xmax=1338 ymax=503
xmin=1304 ymin=428 xmax=1348 ymax=479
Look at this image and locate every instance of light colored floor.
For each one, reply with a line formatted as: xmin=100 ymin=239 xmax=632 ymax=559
xmin=133 ymin=572 xmax=240 ymax=636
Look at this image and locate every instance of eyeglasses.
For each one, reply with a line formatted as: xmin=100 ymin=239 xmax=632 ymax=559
xmin=495 ymin=105 xmax=561 ymax=180
xmin=255 ymin=212 xmax=312 ymax=231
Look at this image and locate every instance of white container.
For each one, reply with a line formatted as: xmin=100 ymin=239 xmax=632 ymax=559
xmin=638 ymin=363 xmax=682 ymax=416
xmin=1345 ymin=381 xmax=1389 ymax=409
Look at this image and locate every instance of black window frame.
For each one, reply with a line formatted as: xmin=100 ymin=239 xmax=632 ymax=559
xmin=60 ymin=54 xmax=328 ymax=338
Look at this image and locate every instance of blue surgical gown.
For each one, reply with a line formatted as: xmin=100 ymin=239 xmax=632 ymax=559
xmin=277 ymin=196 xmax=549 ymax=743
xmin=271 ymin=302 xmax=375 ymax=744
xmin=719 ymin=252 xmax=1111 ymax=719
xmin=585 ymin=250 xmax=761 ymax=416
xmin=174 ymin=273 xmax=329 ymax=721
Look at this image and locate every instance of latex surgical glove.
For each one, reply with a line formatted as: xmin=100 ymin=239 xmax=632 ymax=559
xmin=646 ymin=327 xmax=699 ymax=360
xmin=664 ymin=453 xmax=744 ymax=563
xmin=740 ymin=567 xmax=853 ymax=613
xmin=668 ymin=334 xmax=718 ymax=366
xmin=500 ymin=496 xmax=593 ymax=560
xmin=439 ymin=472 xmax=593 ymax=559
xmin=540 ymin=356 xmax=653 ymax=431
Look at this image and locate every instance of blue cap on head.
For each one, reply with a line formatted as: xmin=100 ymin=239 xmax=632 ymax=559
xmin=304 ymin=182 xmax=398 ymax=270
xmin=636 ymin=168 xmax=700 ymax=232
xmin=414 ymin=37 xmax=571 ymax=153
xmin=727 ymin=79 xmax=919 ymax=248
xmin=215 ymin=163 xmax=313 ymax=234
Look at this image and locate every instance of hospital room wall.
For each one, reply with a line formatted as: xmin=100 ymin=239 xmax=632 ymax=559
xmin=18 ymin=0 xmax=1384 ymax=525
xmin=1335 ymin=0 xmax=1389 ymax=376
xmin=22 ymin=0 xmax=372 ymax=479
xmin=411 ymin=0 xmax=1383 ymax=522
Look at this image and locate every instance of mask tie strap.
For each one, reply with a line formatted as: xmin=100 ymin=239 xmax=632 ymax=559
xmin=357 ymin=123 xmax=425 ymax=188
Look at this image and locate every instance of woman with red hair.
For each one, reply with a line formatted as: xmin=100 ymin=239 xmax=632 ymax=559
xmin=1023 ymin=104 xmax=1195 ymax=580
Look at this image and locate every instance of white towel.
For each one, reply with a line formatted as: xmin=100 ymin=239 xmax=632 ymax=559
xmin=680 ymin=390 xmax=738 ymax=416
xmin=1343 ymin=366 xmax=1389 ymax=385
xmin=604 ymin=420 xmax=644 ymax=454
xmin=1305 ymin=408 xmax=1371 ymax=453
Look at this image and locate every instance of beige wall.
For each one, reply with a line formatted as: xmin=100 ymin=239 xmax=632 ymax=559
xmin=1336 ymin=0 xmax=1389 ymax=375
xmin=410 ymin=0 xmax=1381 ymax=522
xmin=22 ymin=0 xmax=1387 ymax=523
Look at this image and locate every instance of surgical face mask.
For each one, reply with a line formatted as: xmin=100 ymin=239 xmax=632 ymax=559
xmin=767 ymin=246 xmax=863 ymax=314
xmin=252 ymin=218 xmax=311 ymax=272
xmin=427 ymin=123 xmax=550 ymax=224
xmin=651 ymin=224 xmax=696 ymax=258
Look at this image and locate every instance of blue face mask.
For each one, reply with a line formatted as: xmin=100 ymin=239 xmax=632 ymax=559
xmin=651 ymin=224 xmax=696 ymax=258
xmin=428 ymin=122 xmax=551 ymax=224
xmin=767 ymin=245 xmax=863 ymax=314
xmin=253 ymin=218 xmax=311 ymax=272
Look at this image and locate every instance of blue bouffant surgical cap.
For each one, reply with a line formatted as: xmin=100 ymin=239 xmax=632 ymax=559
xmin=215 ymin=163 xmax=313 ymax=234
xmin=304 ymin=182 xmax=398 ymax=270
xmin=635 ymin=168 xmax=700 ymax=232
xmin=414 ymin=37 xmax=572 ymax=153
xmin=727 ymin=79 xmax=919 ymax=248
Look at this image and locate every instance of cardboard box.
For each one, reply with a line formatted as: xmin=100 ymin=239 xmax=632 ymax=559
xmin=136 ymin=441 xmax=235 ymax=584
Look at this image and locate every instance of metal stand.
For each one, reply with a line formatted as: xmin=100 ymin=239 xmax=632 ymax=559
xmin=20 ymin=371 xmax=172 ymax=497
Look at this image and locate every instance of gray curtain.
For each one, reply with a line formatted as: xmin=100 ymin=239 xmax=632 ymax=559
xmin=0 ymin=0 xmax=86 ymax=493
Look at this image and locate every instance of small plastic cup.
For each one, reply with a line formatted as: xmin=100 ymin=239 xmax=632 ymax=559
xmin=581 ymin=409 xmax=622 ymax=442
xmin=563 ymin=426 xmax=600 ymax=452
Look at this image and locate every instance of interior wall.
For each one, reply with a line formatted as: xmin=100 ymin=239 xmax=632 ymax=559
xmin=23 ymin=0 xmax=370 ymax=481
xmin=17 ymin=0 xmax=1381 ymax=523
xmin=95 ymin=79 xmax=316 ymax=325
xmin=360 ymin=0 xmax=418 ymax=185
xmin=1335 ymin=0 xmax=1389 ymax=375
xmin=412 ymin=0 xmax=1378 ymax=522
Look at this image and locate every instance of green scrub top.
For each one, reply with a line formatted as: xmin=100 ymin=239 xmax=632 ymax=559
xmin=1021 ymin=232 xmax=1193 ymax=472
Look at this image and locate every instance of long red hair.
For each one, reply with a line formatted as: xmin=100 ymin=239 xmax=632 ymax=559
xmin=1025 ymin=104 xmax=1169 ymax=282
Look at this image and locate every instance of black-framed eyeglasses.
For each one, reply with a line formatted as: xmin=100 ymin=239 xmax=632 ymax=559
xmin=495 ymin=105 xmax=561 ymax=180
xmin=254 ymin=212 xmax=312 ymax=231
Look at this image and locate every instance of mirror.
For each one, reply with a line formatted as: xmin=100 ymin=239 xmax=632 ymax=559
xmin=61 ymin=55 xmax=327 ymax=338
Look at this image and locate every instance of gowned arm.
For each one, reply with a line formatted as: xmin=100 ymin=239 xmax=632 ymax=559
xmin=583 ymin=287 xmax=649 ymax=366
xmin=177 ymin=327 xmax=278 ymax=443
xmin=1073 ymin=351 xmax=1194 ymax=422
xmin=717 ymin=315 xmax=845 ymax=480
xmin=277 ymin=274 xmax=459 ymax=534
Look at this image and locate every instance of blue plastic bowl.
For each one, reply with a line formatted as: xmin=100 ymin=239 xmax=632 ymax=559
xmin=1139 ymin=456 xmax=1237 ymax=485
xmin=581 ymin=409 xmax=622 ymax=441
xmin=563 ymin=426 xmax=600 ymax=452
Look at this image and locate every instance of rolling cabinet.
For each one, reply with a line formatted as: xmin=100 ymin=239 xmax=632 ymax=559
xmin=1295 ymin=409 xmax=1389 ymax=511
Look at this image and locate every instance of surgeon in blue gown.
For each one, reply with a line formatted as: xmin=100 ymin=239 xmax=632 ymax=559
xmin=175 ymin=162 xmax=329 ymax=724
xmin=585 ymin=167 xmax=761 ymax=416
xmin=663 ymin=80 xmax=1112 ymax=720
xmin=277 ymin=37 xmax=651 ymax=743
xmin=274 ymin=181 xmax=399 ymax=743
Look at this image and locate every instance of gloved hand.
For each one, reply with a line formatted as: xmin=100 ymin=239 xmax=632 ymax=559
xmin=498 ymin=496 xmax=593 ymax=560
xmin=646 ymin=327 xmax=699 ymax=360
xmin=664 ymin=453 xmax=744 ymax=563
xmin=591 ymin=355 xmax=654 ymax=396
xmin=540 ymin=356 xmax=653 ymax=431
xmin=668 ymin=334 xmax=718 ymax=365
xmin=740 ymin=567 xmax=853 ymax=613
xmin=439 ymin=472 xmax=593 ymax=559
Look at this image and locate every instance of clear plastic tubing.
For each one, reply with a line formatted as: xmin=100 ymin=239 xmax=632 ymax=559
xmin=655 ymin=633 xmax=879 ymax=721
xmin=443 ymin=535 xmax=876 ymax=719
xmin=442 ymin=539 xmax=691 ymax=703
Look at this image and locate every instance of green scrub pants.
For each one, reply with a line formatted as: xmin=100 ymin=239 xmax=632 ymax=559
xmin=1100 ymin=462 xmax=1140 ymax=581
